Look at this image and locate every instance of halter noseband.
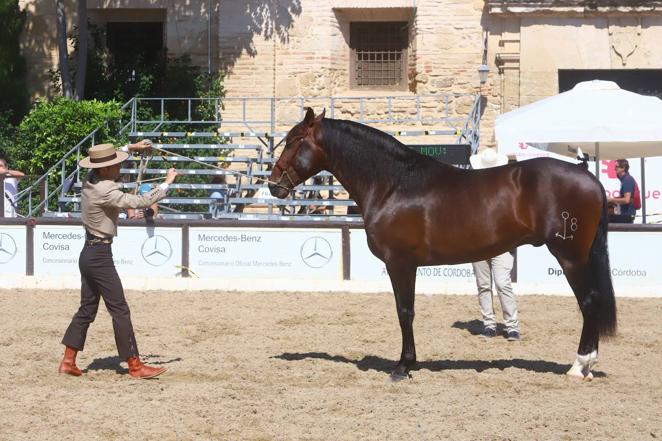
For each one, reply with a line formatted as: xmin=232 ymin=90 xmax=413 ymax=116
xmin=273 ymin=136 xmax=308 ymax=191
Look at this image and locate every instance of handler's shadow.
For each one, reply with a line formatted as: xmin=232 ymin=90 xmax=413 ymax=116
xmin=83 ymin=355 xmax=182 ymax=374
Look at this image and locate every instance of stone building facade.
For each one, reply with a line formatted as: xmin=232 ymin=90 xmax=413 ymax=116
xmin=18 ymin=0 xmax=220 ymax=96
xmin=487 ymin=1 xmax=662 ymax=114
xmin=16 ymin=0 xmax=662 ymax=146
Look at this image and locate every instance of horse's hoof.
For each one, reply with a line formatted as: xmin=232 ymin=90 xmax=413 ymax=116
xmin=389 ymin=366 xmax=412 ymax=382
xmin=389 ymin=372 xmax=411 ymax=382
xmin=566 ymin=366 xmax=585 ymax=381
xmin=566 ymin=366 xmax=594 ymax=381
xmin=566 ymin=372 xmax=584 ymax=381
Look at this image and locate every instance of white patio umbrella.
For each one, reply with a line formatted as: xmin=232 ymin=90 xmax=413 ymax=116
xmin=495 ymin=80 xmax=662 ymax=161
xmin=495 ymin=80 xmax=662 ymax=223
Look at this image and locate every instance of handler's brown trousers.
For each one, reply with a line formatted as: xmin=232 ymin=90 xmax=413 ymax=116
xmin=62 ymin=242 xmax=139 ymax=359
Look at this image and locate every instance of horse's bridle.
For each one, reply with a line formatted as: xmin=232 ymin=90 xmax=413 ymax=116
xmin=272 ymin=136 xmax=308 ymax=191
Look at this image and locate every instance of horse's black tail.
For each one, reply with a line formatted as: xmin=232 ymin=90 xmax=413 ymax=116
xmin=588 ymin=193 xmax=617 ymax=337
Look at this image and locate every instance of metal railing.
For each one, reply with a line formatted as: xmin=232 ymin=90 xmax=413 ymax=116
xmin=8 ymin=93 xmax=481 ymax=219
xmin=121 ymin=94 xmax=480 ymax=141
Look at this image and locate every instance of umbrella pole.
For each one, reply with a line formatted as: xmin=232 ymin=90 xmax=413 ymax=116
xmin=594 ymin=142 xmax=600 ymax=177
xmin=641 ymin=157 xmax=646 ymax=224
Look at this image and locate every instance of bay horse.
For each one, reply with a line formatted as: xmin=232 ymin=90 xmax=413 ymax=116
xmin=269 ymin=108 xmax=616 ymax=381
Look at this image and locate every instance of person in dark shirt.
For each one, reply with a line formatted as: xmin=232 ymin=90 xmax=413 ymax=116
xmin=607 ymin=159 xmax=637 ymax=224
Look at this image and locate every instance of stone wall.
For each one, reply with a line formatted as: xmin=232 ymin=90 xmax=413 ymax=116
xmin=219 ymin=0 xmax=494 ymax=143
xmin=18 ymin=1 xmax=662 ymax=148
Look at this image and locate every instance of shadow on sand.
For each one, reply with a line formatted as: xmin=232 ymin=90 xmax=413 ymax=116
xmin=451 ymin=319 xmax=512 ymax=338
xmin=274 ymin=350 xmax=606 ymax=378
xmin=83 ymin=355 xmax=182 ymax=374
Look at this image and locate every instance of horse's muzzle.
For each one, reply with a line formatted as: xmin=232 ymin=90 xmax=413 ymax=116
xmin=268 ymin=183 xmax=290 ymax=199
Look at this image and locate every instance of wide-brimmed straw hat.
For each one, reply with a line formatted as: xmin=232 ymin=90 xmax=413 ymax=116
xmin=469 ymin=147 xmax=508 ymax=170
xmin=79 ymin=144 xmax=129 ymax=169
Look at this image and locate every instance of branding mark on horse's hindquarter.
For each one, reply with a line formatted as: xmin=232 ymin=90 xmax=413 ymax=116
xmin=555 ymin=211 xmax=578 ymax=241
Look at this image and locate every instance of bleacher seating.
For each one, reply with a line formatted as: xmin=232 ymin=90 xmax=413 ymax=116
xmin=55 ymin=134 xmax=361 ymax=221
xmin=30 ymin=93 xmax=480 ymax=221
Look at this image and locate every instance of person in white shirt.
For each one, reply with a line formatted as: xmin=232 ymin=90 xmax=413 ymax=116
xmin=0 ymin=157 xmax=25 ymax=218
xmin=469 ymin=148 xmax=521 ymax=341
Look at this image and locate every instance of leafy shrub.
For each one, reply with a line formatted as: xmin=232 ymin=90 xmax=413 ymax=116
xmin=8 ymin=98 xmax=123 ymax=175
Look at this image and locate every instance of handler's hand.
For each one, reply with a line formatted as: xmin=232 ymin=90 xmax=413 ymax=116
xmin=165 ymin=168 xmax=178 ymax=184
xmin=131 ymin=139 xmax=153 ymax=154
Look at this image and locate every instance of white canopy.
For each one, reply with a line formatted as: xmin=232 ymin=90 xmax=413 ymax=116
xmin=496 ymin=80 xmax=662 ymax=160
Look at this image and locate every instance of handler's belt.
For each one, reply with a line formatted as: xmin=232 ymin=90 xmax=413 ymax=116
xmin=85 ymin=232 xmax=113 ymax=245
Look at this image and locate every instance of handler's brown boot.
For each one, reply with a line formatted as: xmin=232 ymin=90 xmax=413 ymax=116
xmin=58 ymin=346 xmax=82 ymax=376
xmin=127 ymin=356 xmax=167 ymax=379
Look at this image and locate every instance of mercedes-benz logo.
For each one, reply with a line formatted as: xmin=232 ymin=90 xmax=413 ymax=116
xmin=0 ymin=232 xmax=18 ymax=264
xmin=141 ymin=235 xmax=173 ymax=266
xmin=300 ymin=236 xmax=333 ymax=268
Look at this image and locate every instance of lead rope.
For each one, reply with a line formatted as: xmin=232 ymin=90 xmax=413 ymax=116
xmin=133 ymin=152 xmax=151 ymax=194
xmin=148 ymin=144 xmax=290 ymax=190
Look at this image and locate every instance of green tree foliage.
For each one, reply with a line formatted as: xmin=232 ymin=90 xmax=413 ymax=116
xmin=7 ymin=98 xmax=122 ymax=175
xmin=0 ymin=0 xmax=29 ymax=124
xmin=0 ymin=111 xmax=17 ymax=157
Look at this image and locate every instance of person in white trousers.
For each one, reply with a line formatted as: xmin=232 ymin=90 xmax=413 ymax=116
xmin=469 ymin=148 xmax=520 ymax=341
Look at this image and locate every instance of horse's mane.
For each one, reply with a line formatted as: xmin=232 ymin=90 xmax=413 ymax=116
xmin=319 ymin=118 xmax=447 ymax=187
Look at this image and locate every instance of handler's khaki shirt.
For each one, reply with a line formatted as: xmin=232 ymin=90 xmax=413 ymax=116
xmin=81 ymin=179 xmax=166 ymax=238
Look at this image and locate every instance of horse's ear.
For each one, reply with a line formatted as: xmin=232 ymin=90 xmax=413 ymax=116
xmin=315 ymin=108 xmax=326 ymax=123
xmin=304 ymin=107 xmax=315 ymax=126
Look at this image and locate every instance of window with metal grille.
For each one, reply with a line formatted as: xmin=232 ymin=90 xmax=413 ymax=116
xmin=350 ymin=22 xmax=408 ymax=89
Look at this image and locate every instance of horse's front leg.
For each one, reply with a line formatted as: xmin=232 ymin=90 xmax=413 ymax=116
xmin=386 ymin=262 xmax=417 ymax=381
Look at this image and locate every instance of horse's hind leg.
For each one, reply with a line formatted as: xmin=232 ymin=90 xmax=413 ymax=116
xmin=555 ymin=257 xmax=600 ymax=381
xmin=385 ymin=262 xmax=417 ymax=381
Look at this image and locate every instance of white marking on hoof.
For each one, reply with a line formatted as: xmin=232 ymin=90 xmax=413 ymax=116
xmin=566 ymin=362 xmax=585 ymax=380
xmin=566 ymin=351 xmax=598 ymax=380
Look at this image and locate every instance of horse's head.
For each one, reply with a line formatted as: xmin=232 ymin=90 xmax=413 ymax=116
xmin=269 ymin=107 xmax=327 ymax=198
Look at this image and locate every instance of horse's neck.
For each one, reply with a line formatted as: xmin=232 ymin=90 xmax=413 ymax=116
xmin=322 ymin=127 xmax=397 ymax=211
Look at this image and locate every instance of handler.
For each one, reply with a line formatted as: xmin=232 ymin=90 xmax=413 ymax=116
xmin=59 ymin=142 xmax=178 ymax=379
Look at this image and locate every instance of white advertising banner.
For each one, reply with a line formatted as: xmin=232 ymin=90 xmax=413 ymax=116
xmin=34 ymin=225 xmax=85 ymax=276
xmin=189 ymin=228 xmax=342 ymax=279
xmin=516 ymin=232 xmax=662 ymax=293
xmin=0 ymin=225 xmax=26 ymax=275
xmin=591 ymin=157 xmax=662 ymax=224
xmin=112 ymin=226 xmax=182 ymax=276
xmin=34 ymin=225 xmax=181 ymax=277
xmin=349 ymin=230 xmax=476 ymax=283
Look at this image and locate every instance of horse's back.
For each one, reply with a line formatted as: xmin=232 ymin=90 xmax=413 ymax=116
xmin=392 ymin=158 xmax=601 ymax=264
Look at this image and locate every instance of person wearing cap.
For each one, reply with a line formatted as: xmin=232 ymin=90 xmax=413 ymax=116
xmin=58 ymin=142 xmax=178 ymax=379
xmin=469 ymin=147 xmax=521 ymax=341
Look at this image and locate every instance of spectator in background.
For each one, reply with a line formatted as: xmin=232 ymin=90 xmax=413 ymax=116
xmin=299 ymin=175 xmax=327 ymax=215
xmin=469 ymin=148 xmax=520 ymax=341
xmin=208 ymin=174 xmax=229 ymax=219
xmin=127 ymin=183 xmax=159 ymax=219
xmin=608 ymin=159 xmax=637 ymax=224
xmin=0 ymin=157 xmax=25 ymax=218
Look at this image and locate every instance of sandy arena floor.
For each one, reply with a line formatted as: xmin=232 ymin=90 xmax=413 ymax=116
xmin=0 ymin=289 xmax=660 ymax=441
